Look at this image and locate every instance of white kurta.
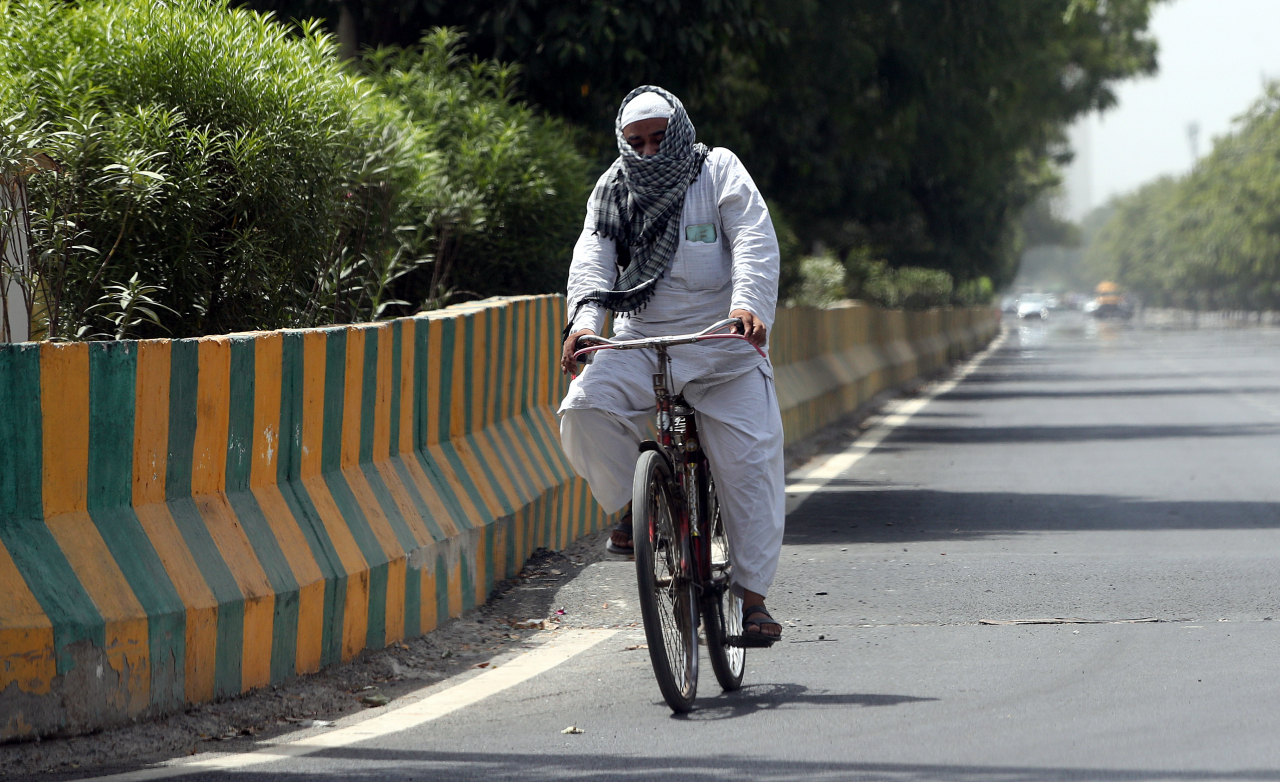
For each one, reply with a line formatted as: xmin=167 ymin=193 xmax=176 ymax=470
xmin=558 ymin=148 xmax=786 ymax=598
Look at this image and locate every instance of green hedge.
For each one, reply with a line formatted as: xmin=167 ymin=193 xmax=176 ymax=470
xmin=0 ymin=1 xmax=588 ymax=340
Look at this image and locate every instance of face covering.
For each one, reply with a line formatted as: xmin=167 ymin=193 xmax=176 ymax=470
xmin=580 ymin=85 xmax=709 ymax=314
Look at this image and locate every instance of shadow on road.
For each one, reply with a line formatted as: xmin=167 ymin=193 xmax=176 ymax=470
xmin=942 ymin=385 xmax=1280 ymax=402
xmin=669 ymin=682 xmax=936 ymax=722
xmin=185 ymin=749 xmax=1280 ymax=781
xmin=786 ymin=486 xmax=1280 ymax=545
xmin=882 ymin=422 xmax=1280 ymax=446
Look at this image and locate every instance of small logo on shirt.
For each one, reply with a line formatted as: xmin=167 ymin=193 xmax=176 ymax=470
xmin=685 ymin=223 xmax=717 ymax=243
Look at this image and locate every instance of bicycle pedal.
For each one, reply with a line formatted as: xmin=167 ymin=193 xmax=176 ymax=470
xmin=726 ymin=634 xmax=774 ymax=649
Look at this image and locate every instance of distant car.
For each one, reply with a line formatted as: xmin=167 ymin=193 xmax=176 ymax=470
xmin=1017 ymin=296 xmax=1049 ymax=320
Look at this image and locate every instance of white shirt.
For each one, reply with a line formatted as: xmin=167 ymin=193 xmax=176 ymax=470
xmin=564 ymin=147 xmax=781 ymax=405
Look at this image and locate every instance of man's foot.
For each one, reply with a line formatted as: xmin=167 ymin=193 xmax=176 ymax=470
xmin=605 ymin=511 xmax=633 ymax=556
xmin=741 ymin=605 xmax=782 ymax=646
xmin=740 ymin=590 xmax=782 ymax=646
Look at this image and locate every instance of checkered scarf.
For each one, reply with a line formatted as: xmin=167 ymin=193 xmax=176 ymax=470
xmin=579 ymin=85 xmax=709 ymax=314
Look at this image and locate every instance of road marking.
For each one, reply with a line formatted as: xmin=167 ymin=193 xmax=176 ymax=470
xmin=73 ymin=629 xmax=618 ymax=782
xmin=784 ymin=328 xmax=1008 ymax=515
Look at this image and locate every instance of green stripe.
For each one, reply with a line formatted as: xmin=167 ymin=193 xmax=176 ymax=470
xmin=463 ymin=314 xmax=475 ymax=435
xmin=481 ymin=310 xmax=493 ymax=431
xmin=360 ymin=463 xmax=418 ymax=552
xmin=224 ymin=490 xmax=299 ymax=683
xmin=509 ymin=416 xmax=554 ymax=491
xmin=436 ymin=441 xmax=495 ymax=525
xmin=86 ymin=342 xmax=186 ymax=709
xmin=365 ymin=561 xmax=388 ymax=649
xmin=0 ymin=344 xmax=104 ymax=674
xmin=520 ymin=299 xmax=533 ymax=415
xmin=168 ymin=497 xmax=244 ymax=697
xmin=165 ymin=340 xmax=199 ymax=500
xmin=404 ymin=563 xmax=421 ymax=639
xmin=389 ymin=322 xmax=402 ymax=457
xmin=321 ymin=328 xmax=347 ymax=475
xmin=389 ymin=457 xmax=447 ymax=542
xmin=437 ymin=319 xmax=455 ymax=439
xmin=276 ymin=333 xmax=305 ymax=485
xmin=434 ymin=550 xmax=448 ymax=626
xmin=477 ymin=427 xmax=528 ymax=507
xmin=224 ymin=338 xmax=255 ymax=493
xmin=466 ymin=432 xmax=516 ymax=516
xmin=323 ymin=473 xmax=389 ymax=652
xmin=411 ymin=449 xmax=474 ymax=533
xmin=483 ymin=523 xmax=495 ymax=597
xmin=412 ymin=316 xmax=429 ymax=451
xmin=494 ymin=420 xmax=541 ymax=498
xmin=359 ymin=328 xmax=378 ymax=464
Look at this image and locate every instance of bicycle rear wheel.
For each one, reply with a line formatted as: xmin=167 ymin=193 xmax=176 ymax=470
xmin=703 ymin=480 xmax=745 ymax=691
xmin=633 ymin=449 xmax=699 ymax=713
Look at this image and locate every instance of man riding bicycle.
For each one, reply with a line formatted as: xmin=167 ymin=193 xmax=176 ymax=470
xmin=558 ymin=86 xmax=785 ymax=645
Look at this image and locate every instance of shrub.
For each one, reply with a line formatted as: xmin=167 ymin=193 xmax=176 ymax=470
xmin=360 ymin=29 xmax=591 ymax=308
xmin=784 ymin=253 xmax=845 ymax=308
xmin=0 ymin=0 xmax=425 ymax=339
xmin=845 ymin=247 xmax=953 ymax=310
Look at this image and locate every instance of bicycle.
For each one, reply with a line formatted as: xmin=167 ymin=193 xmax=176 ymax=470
xmin=573 ymin=318 xmax=767 ymax=713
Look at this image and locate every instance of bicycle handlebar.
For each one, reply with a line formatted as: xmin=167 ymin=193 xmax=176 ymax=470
xmin=571 ymin=317 xmax=767 ymax=362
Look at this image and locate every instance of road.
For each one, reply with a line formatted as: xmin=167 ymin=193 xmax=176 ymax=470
xmin=89 ymin=313 xmax=1280 ymax=781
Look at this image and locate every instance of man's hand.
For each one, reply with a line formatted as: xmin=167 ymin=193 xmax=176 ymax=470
xmin=561 ymin=328 xmax=597 ymax=375
xmin=730 ymin=309 xmax=767 ymax=348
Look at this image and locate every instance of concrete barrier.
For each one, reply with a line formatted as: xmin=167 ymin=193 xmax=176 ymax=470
xmin=771 ymin=304 xmax=998 ymax=446
xmin=0 ymin=295 xmax=995 ymax=740
xmin=0 ymin=295 xmax=604 ymax=740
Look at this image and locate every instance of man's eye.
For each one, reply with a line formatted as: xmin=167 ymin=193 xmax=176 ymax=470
xmin=627 ymin=138 xmax=643 ymax=149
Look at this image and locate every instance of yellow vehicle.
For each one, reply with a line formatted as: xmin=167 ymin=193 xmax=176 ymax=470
xmin=1085 ymin=281 xmax=1133 ymax=319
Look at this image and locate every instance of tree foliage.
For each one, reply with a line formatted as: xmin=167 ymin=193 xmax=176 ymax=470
xmin=1088 ymin=81 xmax=1280 ymax=310
xmin=251 ymin=0 xmax=1160 ymax=291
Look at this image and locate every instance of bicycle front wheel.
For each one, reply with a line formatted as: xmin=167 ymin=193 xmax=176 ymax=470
xmin=633 ymin=449 xmax=698 ymax=713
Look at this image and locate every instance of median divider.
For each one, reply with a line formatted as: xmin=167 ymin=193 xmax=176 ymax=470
xmin=772 ymin=304 xmax=998 ymax=445
xmin=0 ymin=295 xmax=995 ymax=741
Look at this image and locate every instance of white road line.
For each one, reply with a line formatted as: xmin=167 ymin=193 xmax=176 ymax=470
xmin=74 ymin=629 xmax=618 ymax=782
xmin=784 ymin=328 xmax=1008 ymax=515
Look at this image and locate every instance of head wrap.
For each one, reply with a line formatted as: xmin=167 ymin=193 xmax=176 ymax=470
xmin=619 ymin=91 xmax=674 ymax=129
xmin=577 ymin=85 xmax=710 ymax=314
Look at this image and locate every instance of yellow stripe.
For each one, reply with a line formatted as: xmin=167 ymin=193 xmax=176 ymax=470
xmin=397 ymin=319 xmax=415 ymax=455
xmin=0 ymin=542 xmax=55 ymax=697
xmin=341 ymin=327 xmax=364 ymax=469
xmin=41 ymin=342 xmax=88 ymax=517
xmin=373 ymin=323 xmax=394 ymax=463
xmin=134 ymin=340 xmax=170 ymax=506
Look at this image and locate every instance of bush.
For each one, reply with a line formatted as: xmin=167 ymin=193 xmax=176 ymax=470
xmin=845 ymin=247 xmax=953 ymax=310
xmin=360 ymin=30 xmax=591 ymax=307
xmin=0 ymin=0 xmax=423 ymax=339
xmin=0 ymin=4 xmax=591 ymax=341
xmin=784 ymin=254 xmax=845 ymax=308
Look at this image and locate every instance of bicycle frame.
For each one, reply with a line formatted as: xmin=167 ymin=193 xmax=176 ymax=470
xmin=572 ymin=319 xmax=765 ymax=590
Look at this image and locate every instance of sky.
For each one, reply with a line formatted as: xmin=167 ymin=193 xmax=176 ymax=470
xmin=1061 ymin=0 xmax=1280 ymax=220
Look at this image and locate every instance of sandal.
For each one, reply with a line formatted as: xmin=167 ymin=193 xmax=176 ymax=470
xmin=739 ymin=605 xmax=782 ymax=647
xmin=605 ymin=511 xmax=633 ymax=556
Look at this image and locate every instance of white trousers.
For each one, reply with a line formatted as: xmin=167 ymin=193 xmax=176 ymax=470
xmin=559 ymin=366 xmax=785 ymax=598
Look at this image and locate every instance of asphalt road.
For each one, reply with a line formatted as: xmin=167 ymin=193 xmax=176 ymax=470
xmin=114 ymin=312 xmax=1280 ymax=781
